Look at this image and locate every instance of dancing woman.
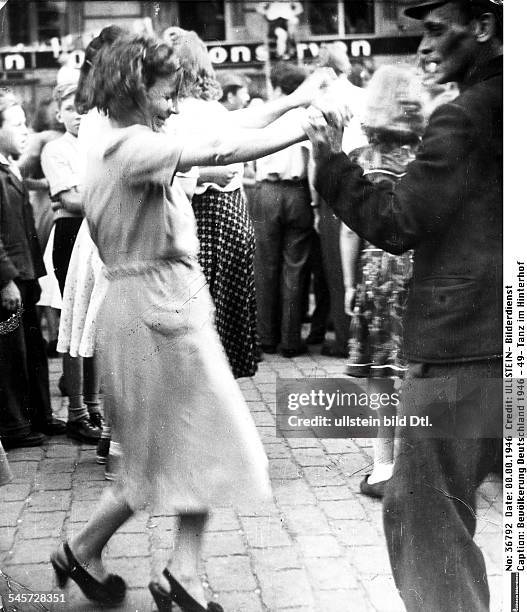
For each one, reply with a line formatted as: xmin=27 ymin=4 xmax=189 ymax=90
xmin=50 ymin=35 xmax=338 ymax=611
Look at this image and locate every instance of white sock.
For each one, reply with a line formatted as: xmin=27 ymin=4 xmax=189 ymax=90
xmin=368 ymin=463 xmax=394 ymax=484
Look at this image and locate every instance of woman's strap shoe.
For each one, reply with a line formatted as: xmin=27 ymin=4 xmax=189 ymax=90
xmin=50 ymin=542 xmax=126 ymax=605
xmin=149 ymin=568 xmax=223 ymax=612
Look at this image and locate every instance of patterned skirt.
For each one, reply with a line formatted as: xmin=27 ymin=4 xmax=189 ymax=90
xmin=192 ymin=188 xmax=257 ymax=379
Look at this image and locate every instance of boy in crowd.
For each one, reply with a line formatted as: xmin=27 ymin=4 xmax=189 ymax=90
xmin=0 ymin=88 xmax=66 ymax=448
xmin=41 ymin=82 xmax=101 ymax=444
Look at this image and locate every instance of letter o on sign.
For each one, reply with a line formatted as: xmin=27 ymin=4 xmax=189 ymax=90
xmin=69 ymin=50 xmax=85 ymax=68
xmin=208 ymin=47 xmax=228 ymax=64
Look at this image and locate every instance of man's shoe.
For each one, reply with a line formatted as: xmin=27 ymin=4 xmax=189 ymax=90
xmin=345 ymin=362 xmax=372 ymax=378
xmin=89 ymin=411 xmax=104 ymax=429
xmin=260 ymin=344 xmax=277 ymax=354
xmin=2 ymin=432 xmax=45 ymax=450
xmin=320 ymin=343 xmax=348 ymax=358
xmin=281 ymin=344 xmax=309 ymax=358
xmin=34 ymin=417 xmax=67 ymax=436
xmin=305 ymin=332 xmax=325 ymax=345
xmin=96 ymin=437 xmax=111 ymax=464
xmin=66 ymin=418 xmax=101 ymax=444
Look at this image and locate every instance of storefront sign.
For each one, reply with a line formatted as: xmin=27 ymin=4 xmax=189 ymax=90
xmin=205 ymin=36 xmax=422 ymax=67
xmin=0 ymin=35 xmax=421 ymax=74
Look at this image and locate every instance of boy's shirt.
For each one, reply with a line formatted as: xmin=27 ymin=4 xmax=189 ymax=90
xmin=0 ymin=155 xmax=45 ymax=284
xmin=41 ymin=131 xmax=83 ymax=220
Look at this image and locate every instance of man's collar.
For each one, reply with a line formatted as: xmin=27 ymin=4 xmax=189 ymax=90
xmin=0 ymin=153 xmax=11 ymax=167
xmin=462 ymin=55 xmax=503 ymax=90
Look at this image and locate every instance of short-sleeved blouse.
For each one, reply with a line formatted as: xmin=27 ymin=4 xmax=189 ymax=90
xmin=83 ymin=124 xmax=199 ymax=267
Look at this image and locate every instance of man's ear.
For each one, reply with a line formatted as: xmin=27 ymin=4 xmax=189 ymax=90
xmin=55 ymin=109 xmax=63 ymax=124
xmin=473 ymin=12 xmax=496 ymax=43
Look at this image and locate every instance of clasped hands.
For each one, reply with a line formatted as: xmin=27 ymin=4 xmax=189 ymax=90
xmin=293 ymin=68 xmax=360 ymax=164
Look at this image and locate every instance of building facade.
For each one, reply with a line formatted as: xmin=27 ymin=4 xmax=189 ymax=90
xmin=0 ymin=1 xmax=423 ymax=112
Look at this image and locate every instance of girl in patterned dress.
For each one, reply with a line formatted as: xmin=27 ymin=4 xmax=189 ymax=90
xmin=340 ymin=65 xmax=426 ymax=497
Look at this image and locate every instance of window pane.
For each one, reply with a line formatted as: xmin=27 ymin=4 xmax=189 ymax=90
xmin=84 ymin=1 xmax=141 ymax=17
xmin=344 ymin=0 xmax=375 ymax=34
xmin=7 ymin=0 xmax=31 ymax=45
xmin=305 ymin=0 xmax=339 ymax=35
xmin=178 ymin=1 xmax=225 ymax=41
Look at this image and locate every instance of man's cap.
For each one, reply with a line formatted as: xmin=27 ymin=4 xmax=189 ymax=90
xmin=216 ymin=71 xmax=247 ymax=91
xmin=404 ymin=0 xmax=503 ymax=19
xmin=52 ymin=81 xmax=77 ymax=105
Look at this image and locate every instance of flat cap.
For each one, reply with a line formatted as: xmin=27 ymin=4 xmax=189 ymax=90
xmin=404 ymin=0 xmax=502 ymax=19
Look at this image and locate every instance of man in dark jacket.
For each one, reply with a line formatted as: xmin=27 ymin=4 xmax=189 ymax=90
xmin=0 ymin=88 xmax=65 ymax=448
xmin=306 ymin=2 xmax=503 ymax=610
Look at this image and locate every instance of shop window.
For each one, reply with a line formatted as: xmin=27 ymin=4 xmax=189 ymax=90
xmin=178 ymin=1 xmax=225 ymax=41
xmin=303 ymin=1 xmax=339 ymax=35
xmin=343 ymin=0 xmax=374 ymax=34
xmin=6 ymin=0 xmax=65 ymax=46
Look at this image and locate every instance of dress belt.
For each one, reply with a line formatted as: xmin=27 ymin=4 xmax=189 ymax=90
xmin=104 ymin=256 xmax=195 ymax=280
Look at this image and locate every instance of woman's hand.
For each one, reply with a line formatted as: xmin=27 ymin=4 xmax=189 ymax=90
xmin=289 ymin=68 xmax=337 ymax=107
xmin=198 ymin=166 xmax=237 ymax=187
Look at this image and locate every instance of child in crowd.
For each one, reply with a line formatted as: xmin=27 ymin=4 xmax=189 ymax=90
xmin=0 ymin=88 xmax=65 ymax=448
xmin=341 ymin=65 xmax=426 ymax=497
xmin=41 ymin=83 xmax=101 ymax=444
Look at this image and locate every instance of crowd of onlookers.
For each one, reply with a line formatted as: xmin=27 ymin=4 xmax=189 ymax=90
xmin=0 ymin=2 xmax=503 ymax=609
xmin=0 ymin=36 xmax=457 ymax=461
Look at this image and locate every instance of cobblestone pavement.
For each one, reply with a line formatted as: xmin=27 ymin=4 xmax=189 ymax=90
xmin=0 ymin=351 xmax=502 ymax=612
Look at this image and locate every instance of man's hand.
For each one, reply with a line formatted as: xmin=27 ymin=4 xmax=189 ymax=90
xmin=303 ymin=108 xmax=344 ymax=166
xmin=1 ymin=280 xmax=21 ymax=312
xmin=289 ymin=68 xmax=337 ymax=107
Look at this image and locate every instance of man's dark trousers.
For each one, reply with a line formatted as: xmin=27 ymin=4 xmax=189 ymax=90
xmin=383 ymin=359 xmax=502 ymax=612
xmin=253 ymin=179 xmax=312 ymax=351
xmin=0 ymin=279 xmax=52 ymax=439
xmin=317 ymin=198 xmax=350 ymax=353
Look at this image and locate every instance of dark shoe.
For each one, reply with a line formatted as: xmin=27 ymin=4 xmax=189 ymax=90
xmin=359 ymin=474 xmax=388 ymax=499
xmin=370 ymin=364 xmax=393 ymax=378
xmin=66 ymin=418 xmax=101 ymax=444
xmin=46 ymin=339 xmax=59 ymax=358
xmin=260 ymin=344 xmax=277 ymax=354
xmin=51 ymin=542 xmax=126 ymax=606
xmin=305 ymin=332 xmax=325 ymax=345
xmin=281 ymin=344 xmax=309 ymax=358
xmin=149 ymin=568 xmax=223 ymax=612
xmin=58 ymin=374 xmax=67 ymax=397
xmin=96 ymin=437 xmax=111 ymax=464
xmin=321 ymin=343 xmax=348 ymax=358
xmin=34 ymin=417 xmax=67 ymax=436
xmin=345 ymin=363 xmax=372 ymax=378
xmin=2 ymin=432 xmax=45 ymax=450
xmin=89 ymin=410 xmax=104 ymax=429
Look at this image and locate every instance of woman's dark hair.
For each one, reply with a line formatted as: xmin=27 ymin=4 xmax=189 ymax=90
xmin=165 ymin=28 xmax=221 ymax=101
xmin=88 ymin=35 xmax=180 ymax=123
xmin=75 ymin=25 xmax=127 ymax=114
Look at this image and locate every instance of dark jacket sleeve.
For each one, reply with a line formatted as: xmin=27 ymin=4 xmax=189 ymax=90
xmin=314 ymin=102 xmax=477 ymax=254
xmin=0 ymin=191 xmax=19 ymax=284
